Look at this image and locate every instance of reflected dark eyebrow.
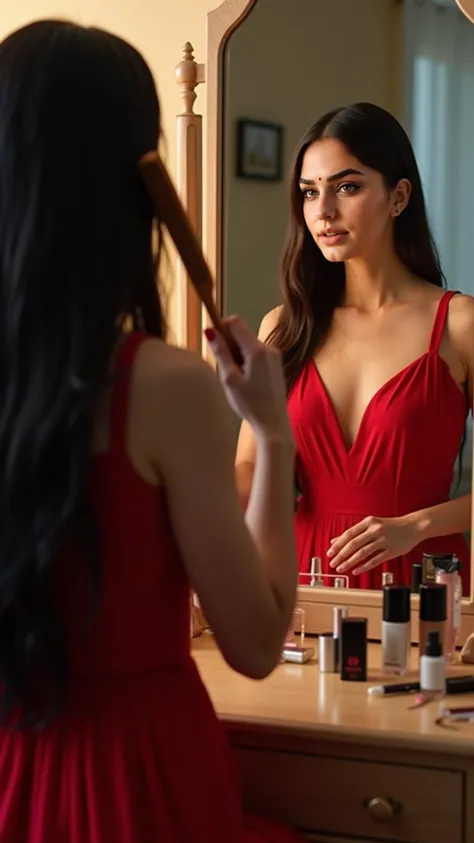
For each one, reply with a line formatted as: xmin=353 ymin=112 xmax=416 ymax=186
xmin=299 ymin=168 xmax=364 ymax=185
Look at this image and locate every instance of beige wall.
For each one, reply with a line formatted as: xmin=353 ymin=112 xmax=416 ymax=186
xmin=0 ymin=0 xmax=214 ymax=178
xmin=223 ymin=0 xmax=403 ymax=333
xmin=0 ymin=0 xmax=215 ymax=336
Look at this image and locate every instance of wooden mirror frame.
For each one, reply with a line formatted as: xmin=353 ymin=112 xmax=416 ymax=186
xmin=175 ymin=0 xmax=474 ymax=644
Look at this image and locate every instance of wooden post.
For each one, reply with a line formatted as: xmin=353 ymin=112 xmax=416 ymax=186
xmin=175 ymin=42 xmax=205 ymax=353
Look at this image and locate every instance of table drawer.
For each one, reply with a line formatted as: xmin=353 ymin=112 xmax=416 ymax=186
xmin=234 ymin=748 xmax=463 ymax=843
xmin=304 ymin=838 xmax=373 ymax=843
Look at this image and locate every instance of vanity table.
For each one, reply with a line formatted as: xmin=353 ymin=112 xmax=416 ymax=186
xmin=193 ymin=633 xmax=474 ymax=842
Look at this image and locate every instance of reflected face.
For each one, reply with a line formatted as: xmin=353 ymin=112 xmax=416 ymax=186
xmin=299 ymin=138 xmax=397 ymax=262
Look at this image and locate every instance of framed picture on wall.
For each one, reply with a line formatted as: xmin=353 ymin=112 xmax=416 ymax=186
xmin=236 ymin=119 xmax=283 ymax=181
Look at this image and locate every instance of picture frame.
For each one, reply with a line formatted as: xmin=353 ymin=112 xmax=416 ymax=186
xmin=236 ymin=119 xmax=283 ymax=181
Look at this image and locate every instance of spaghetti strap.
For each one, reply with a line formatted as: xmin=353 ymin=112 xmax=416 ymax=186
xmin=109 ymin=332 xmax=146 ymax=452
xmin=428 ymin=290 xmax=458 ymax=354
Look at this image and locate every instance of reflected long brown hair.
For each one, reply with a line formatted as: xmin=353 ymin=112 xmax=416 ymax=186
xmin=268 ymin=103 xmax=445 ymax=390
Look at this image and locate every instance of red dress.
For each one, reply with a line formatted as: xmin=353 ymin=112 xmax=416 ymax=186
xmin=0 ymin=335 xmax=303 ymax=843
xmin=289 ymin=290 xmax=471 ymax=593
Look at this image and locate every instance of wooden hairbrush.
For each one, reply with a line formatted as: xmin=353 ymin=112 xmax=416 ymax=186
xmin=138 ymin=151 xmax=243 ymax=366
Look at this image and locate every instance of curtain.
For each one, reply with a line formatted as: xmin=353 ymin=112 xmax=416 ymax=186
xmin=403 ymin=0 xmax=474 ymax=496
xmin=404 ymin=0 xmax=474 ymax=297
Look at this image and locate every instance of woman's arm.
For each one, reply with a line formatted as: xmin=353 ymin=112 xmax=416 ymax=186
xmin=139 ymin=337 xmax=297 ymax=680
xmin=405 ymin=495 xmax=471 ymax=541
xmin=327 ymin=496 xmax=471 ymax=576
xmin=235 ymin=306 xmax=283 ymax=508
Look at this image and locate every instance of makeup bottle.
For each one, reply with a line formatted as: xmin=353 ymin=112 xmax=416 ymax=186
xmin=333 ymin=606 xmax=348 ymax=672
xmin=411 ymin=563 xmax=423 ymax=594
xmin=340 ymin=617 xmax=367 ymax=681
xmin=319 ymin=633 xmax=337 ymax=673
xmin=310 ymin=556 xmax=323 ymax=587
xmin=382 ymin=585 xmax=411 ymax=675
xmin=419 ymin=583 xmax=447 ymax=660
xmin=434 ymin=555 xmax=462 ymax=665
xmin=421 ymin=553 xmax=437 ymax=584
xmin=420 ymin=630 xmax=446 ymax=697
xmin=382 ymin=571 xmax=394 ymax=587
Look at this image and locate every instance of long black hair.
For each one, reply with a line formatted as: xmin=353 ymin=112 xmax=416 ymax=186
xmin=269 ymin=102 xmax=445 ymax=389
xmin=0 ymin=19 xmax=165 ymax=727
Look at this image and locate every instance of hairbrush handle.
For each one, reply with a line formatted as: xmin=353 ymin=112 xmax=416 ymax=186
xmin=138 ymin=151 xmax=243 ymax=367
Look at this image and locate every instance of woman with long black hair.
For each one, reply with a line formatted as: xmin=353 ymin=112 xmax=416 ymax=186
xmin=0 ymin=18 xmax=302 ymax=843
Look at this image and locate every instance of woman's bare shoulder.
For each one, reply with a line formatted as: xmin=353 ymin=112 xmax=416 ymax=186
xmin=131 ymin=338 xmax=228 ymax=458
xmin=446 ymin=293 xmax=474 ymax=373
xmin=258 ymin=306 xmax=283 ymax=342
xmin=135 ymin=337 xmax=217 ymax=394
xmin=450 ymin=291 xmax=474 ymax=317
xmin=133 ymin=337 xmax=219 ymax=414
xmin=447 ymin=292 xmax=474 ymax=337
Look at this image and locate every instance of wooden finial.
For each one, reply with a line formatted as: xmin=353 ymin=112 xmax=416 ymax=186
xmin=175 ymin=42 xmax=200 ymax=116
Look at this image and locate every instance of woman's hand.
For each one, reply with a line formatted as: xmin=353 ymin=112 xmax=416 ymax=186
xmin=205 ymin=316 xmax=293 ymax=445
xmin=327 ymin=515 xmax=420 ymax=575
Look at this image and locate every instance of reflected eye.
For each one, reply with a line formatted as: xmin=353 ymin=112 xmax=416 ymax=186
xmin=339 ymin=182 xmax=360 ymax=194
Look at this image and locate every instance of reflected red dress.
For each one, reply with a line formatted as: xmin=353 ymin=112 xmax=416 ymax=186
xmin=289 ymin=290 xmax=471 ymax=593
xmin=0 ymin=335 xmax=303 ymax=843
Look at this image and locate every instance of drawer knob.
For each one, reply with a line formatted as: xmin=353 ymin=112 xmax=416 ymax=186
xmin=365 ymin=796 xmax=401 ymax=824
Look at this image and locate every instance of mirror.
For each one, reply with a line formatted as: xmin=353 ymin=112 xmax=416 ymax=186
xmin=203 ymin=0 xmax=474 ymax=639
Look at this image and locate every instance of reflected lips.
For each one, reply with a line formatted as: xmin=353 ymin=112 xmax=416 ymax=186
xmin=320 ymin=231 xmax=347 ymax=246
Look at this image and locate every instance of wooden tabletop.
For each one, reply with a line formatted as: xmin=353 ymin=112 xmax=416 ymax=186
xmin=192 ymin=632 xmax=474 ymax=755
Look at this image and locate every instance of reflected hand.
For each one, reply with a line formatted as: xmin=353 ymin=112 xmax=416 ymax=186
xmin=327 ymin=516 xmax=419 ymax=575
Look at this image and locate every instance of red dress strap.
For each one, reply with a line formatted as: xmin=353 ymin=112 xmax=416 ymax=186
xmin=428 ymin=290 xmax=459 ymax=354
xmin=109 ymin=332 xmax=147 ymax=452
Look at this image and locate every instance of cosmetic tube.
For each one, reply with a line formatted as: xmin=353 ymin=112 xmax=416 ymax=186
xmin=319 ymin=633 xmax=337 ymax=673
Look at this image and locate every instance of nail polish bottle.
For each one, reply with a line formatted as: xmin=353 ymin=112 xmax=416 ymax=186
xmin=310 ymin=556 xmax=323 ymax=587
xmin=382 ymin=585 xmax=411 ymax=675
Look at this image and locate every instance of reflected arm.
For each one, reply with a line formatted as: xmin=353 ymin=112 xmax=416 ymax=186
xmin=404 ymin=494 xmax=471 ymax=542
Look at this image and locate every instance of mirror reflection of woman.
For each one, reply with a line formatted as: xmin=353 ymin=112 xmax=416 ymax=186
xmin=236 ymin=103 xmax=473 ymax=593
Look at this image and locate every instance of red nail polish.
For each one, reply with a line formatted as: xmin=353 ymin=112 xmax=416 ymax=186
xmin=204 ymin=327 xmax=216 ymax=342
